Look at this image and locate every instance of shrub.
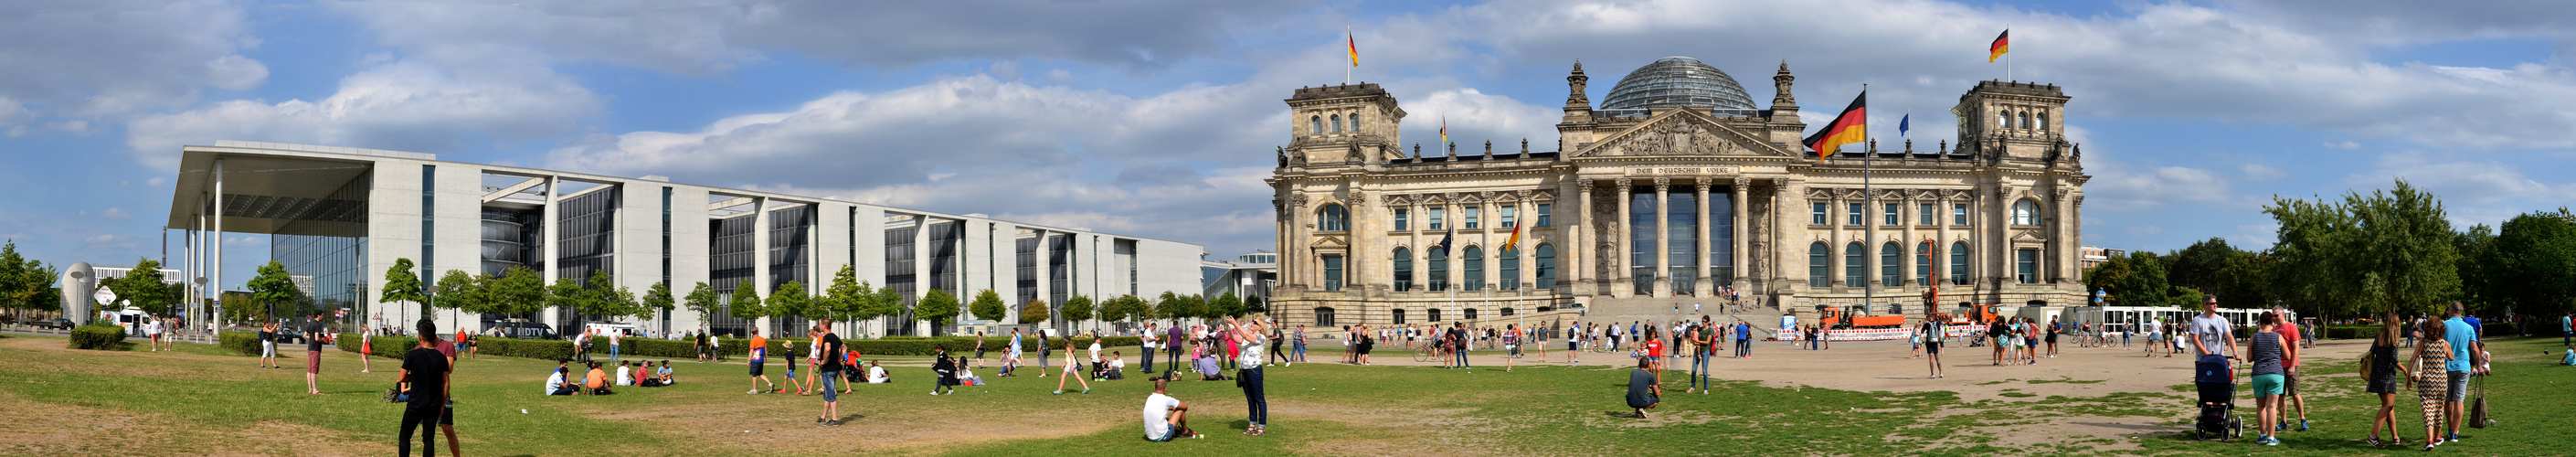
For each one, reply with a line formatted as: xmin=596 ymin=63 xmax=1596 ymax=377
xmin=221 ymin=332 xmax=261 ymax=356
xmin=69 ymin=324 xmax=130 ymax=350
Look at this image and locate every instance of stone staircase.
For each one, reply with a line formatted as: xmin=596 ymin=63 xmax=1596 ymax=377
xmin=1575 ymin=296 xmax=1786 ymax=338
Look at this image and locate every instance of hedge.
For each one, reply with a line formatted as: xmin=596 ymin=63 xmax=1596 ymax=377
xmin=316 ymin=334 xmax=1156 ymax=361
xmin=69 ymin=324 xmax=129 ymax=350
xmin=220 ymin=332 xmax=260 ymax=356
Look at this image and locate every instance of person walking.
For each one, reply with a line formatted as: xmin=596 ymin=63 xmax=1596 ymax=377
xmin=932 ymin=346 xmax=959 ymax=396
xmin=1734 ymin=319 xmax=1753 ymax=359
xmin=1924 ymin=319 xmax=1945 ymax=378
xmin=395 ymin=318 xmax=451 ymax=457
xmin=360 ymin=330 xmax=376 ymax=373
xmin=2044 ymin=316 xmax=2062 ymax=358
xmin=2439 ymin=303 xmax=2477 ymax=443
xmin=747 ymin=329 xmax=777 ymax=394
xmin=1224 ymin=315 xmax=1270 ymax=435
xmin=304 ymin=312 xmax=328 ymax=395
xmin=2410 ymin=318 xmax=2452 ymax=451
xmin=2248 ymin=312 xmax=2290 ymax=446
xmin=2274 ymin=307 xmax=2310 ymax=432
xmin=608 ymin=328 xmax=621 ymax=363
xmin=1291 ymin=324 xmax=1308 ymax=365
xmin=1004 ymin=327 xmax=1025 ymax=377
xmin=1267 ymin=322 xmax=1288 ymax=367
xmin=1035 ymin=329 xmax=1052 ymax=377
xmin=1139 ymin=324 xmax=1159 ymax=375
xmin=1053 ymin=337 xmax=1092 ymax=395
xmin=2366 ymin=314 xmax=2406 ymax=448
xmin=971 ymin=331 xmax=988 ymax=370
xmin=814 ymin=319 xmax=845 ymax=426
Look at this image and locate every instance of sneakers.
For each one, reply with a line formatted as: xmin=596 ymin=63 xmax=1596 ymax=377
xmin=2258 ymin=435 xmax=2279 ymax=446
xmin=1081 ymin=388 xmax=1090 ymax=394
xmin=747 ymin=389 xmax=760 ymax=394
xmin=824 ymin=420 xmax=843 ymax=426
xmin=1052 ymin=390 xmax=1064 ymax=395
xmin=2298 ymin=420 xmax=2310 ymax=431
xmin=816 ymin=418 xmax=826 ymax=423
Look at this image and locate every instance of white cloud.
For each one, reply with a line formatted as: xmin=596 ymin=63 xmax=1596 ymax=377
xmin=2323 ymin=141 xmax=2359 ymax=149
xmin=98 ymin=207 xmax=128 ymax=219
xmin=125 ymin=60 xmax=600 ymax=169
xmin=2240 ymin=164 xmax=2287 ymax=180
xmin=2347 ymin=150 xmax=2576 ymax=207
xmin=2086 ymin=164 xmax=2237 ymax=210
xmin=0 ymin=1 xmax=264 ymax=122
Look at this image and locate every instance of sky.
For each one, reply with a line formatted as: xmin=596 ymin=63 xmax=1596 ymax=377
xmin=1 ymin=0 xmax=2572 ymax=291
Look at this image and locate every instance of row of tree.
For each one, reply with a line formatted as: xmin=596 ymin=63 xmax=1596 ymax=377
xmin=376 ymin=260 xmax=1269 ymax=336
xmin=0 ymin=241 xmax=61 ymax=319
xmin=2084 ymin=179 xmax=2576 ymax=322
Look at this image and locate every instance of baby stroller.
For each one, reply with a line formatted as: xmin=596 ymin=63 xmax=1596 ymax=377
xmin=2190 ymin=356 xmax=2244 ymax=441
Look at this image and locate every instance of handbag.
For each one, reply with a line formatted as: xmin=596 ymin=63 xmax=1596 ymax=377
xmin=2469 ymin=377 xmax=2491 ymax=429
xmin=2358 ymin=349 xmax=2378 ymax=381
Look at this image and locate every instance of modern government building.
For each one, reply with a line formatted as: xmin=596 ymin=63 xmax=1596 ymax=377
xmin=1267 ymin=57 xmax=2092 ymax=328
xmin=161 ymin=141 xmax=1204 ymax=338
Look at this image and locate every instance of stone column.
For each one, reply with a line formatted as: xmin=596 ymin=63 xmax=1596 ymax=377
xmin=2055 ymin=186 xmax=2075 ymax=284
xmin=751 ymin=196 xmax=772 ymax=336
xmin=1694 ymin=179 xmax=1712 ymax=296
xmin=1573 ymin=179 xmax=1592 ymax=294
xmin=1653 ymin=177 xmax=1670 ymax=297
xmin=1614 ymin=178 xmax=1632 ymax=298
xmin=1348 ymin=188 xmax=1369 ymax=293
xmin=1732 ymin=177 xmax=1751 ymax=292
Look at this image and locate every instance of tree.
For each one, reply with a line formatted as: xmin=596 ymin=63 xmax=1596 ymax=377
xmin=1061 ymin=294 xmax=1095 ymax=334
xmin=1019 ymin=299 xmax=1050 ymax=324
xmin=433 ymin=270 xmax=483 ymax=319
xmin=379 ymin=259 xmax=428 ymax=318
xmin=2167 ymin=238 xmax=2238 ymax=293
xmin=581 ymin=269 xmax=637 ymax=320
xmin=1243 ymin=294 xmax=1267 ymax=315
xmin=2491 ymin=208 xmax=2576 ymax=318
xmin=864 ymin=283 xmax=904 ymax=332
xmin=484 ymin=266 xmax=545 ymax=316
xmin=0 ymin=240 xmax=61 ymax=320
xmin=2107 ymin=251 xmax=2171 ymax=309
xmin=822 ymin=265 xmax=865 ymax=324
xmin=1097 ymin=294 xmax=1139 ymax=328
xmin=682 ymin=282 xmax=721 ymax=332
xmin=105 ymin=258 xmax=176 ymax=317
xmin=246 ymin=260 xmax=300 ymax=321
xmin=969 ymin=289 xmax=1008 ymax=323
xmin=2266 ymin=193 xmax=2360 ymax=317
xmin=546 ymin=277 xmax=587 ymax=323
xmin=2342 ymin=180 xmax=2461 ymax=317
xmin=726 ymin=279 xmax=765 ymax=322
xmin=2083 ymin=253 xmax=2135 ymax=303
xmin=915 ymin=289 xmax=961 ymax=335
xmin=1209 ymin=292 xmax=1244 ymax=318
xmin=2452 ymin=224 xmax=2497 ymax=313
xmin=1153 ymin=291 xmax=1187 ymax=323
xmin=641 ymin=281 xmax=675 ymax=322
xmin=768 ymin=281 xmax=811 ymax=321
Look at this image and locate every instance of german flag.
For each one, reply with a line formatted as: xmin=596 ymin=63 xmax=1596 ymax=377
xmin=1988 ymin=29 xmax=2009 ymax=62
xmin=1802 ymin=91 xmax=1866 ymax=158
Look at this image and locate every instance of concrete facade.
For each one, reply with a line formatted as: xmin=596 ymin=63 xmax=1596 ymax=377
xmin=1267 ymin=58 xmax=2091 ymax=329
xmin=164 ymin=142 xmax=1204 ymax=338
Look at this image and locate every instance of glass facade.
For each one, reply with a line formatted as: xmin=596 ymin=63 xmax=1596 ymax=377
xmin=928 ymin=220 xmax=960 ymax=301
xmin=1629 ymin=190 xmax=1657 ymax=295
xmin=1667 ymin=191 xmax=1695 ymax=295
xmin=1321 ymin=255 xmax=1343 ymax=292
xmin=1597 ymin=57 xmax=1756 ymax=112
xmin=1533 ymin=245 xmax=1556 ymax=290
xmin=769 ymin=206 xmax=813 ymax=335
xmin=709 ymin=214 xmax=758 ymax=336
xmin=478 ymin=209 xmax=537 ymax=277
xmin=1047 ymin=233 xmax=1073 ymax=310
xmin=1016 ymin=235 xmax=1039 ymax=305
xmin=2017 ymin=249 xmax=2039 ymax=283
xmin=273 ymin=230 xmax=365 ymax=319
xmin=1391 ymin=248 xmax=1412 ymax=292
xmin=886 ymin=219 xmax=919 ymax=334
xmin=1709 ymin=193 xmax=1733 ymax=284
xmin=556 ymin=187 xmax=619 ymax=282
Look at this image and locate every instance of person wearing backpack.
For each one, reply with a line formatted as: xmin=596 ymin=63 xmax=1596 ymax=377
xmin=2364 ymin=314 xmax=2406 ymax=448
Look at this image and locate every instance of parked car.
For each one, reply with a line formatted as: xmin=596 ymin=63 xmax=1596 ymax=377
xmin=487 ymin=321 xmax=554 ymax=340
xmin=37 ymin=318 xmax=76 ymax=330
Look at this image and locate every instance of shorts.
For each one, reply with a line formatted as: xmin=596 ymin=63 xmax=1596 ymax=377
xmin=975 ymin=350 xmax=986 ymax=359
xmin=1926 ymin=342 xmax=1942 ymax=355
xmin=1146 ymin=426 xmax=1179 ymax=441
xmin=748 ymin=362 xmax=766 ymax=377
xmin=306 ymin=350 xmax=323 ymax=374
xmin=2251 ymin=374 xmax=2285 ymax=397
xmin=1065 ymin=362 xmax=1081 ymax=374
xmin=2283 ymin=371 xmax=2300 ymax=395
xmin=819 ymin=372 xmax=841 ymax=402
xmin=2445 ymin=371 xmax=2469 ymax=402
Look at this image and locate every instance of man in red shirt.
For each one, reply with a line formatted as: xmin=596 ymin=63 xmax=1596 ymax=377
xmin=2274 ymin=307 xmax=2309 ymax=431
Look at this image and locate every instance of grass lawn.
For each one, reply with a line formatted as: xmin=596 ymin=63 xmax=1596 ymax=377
xmin=0 ymin=334 xmax=2567 ymax=456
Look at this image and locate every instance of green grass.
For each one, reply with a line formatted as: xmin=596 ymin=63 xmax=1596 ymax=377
xmin=0 ymin=335 xmax=2569 ymax=455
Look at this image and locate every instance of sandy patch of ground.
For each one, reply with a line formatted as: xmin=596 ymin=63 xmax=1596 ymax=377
xmin=0 ymin=390 xmax=385 ymax=456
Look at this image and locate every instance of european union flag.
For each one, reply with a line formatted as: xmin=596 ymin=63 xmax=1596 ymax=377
xmin=1899 ymin=113 xmax=1910 ymax=137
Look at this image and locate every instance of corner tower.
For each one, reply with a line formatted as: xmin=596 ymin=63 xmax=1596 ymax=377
xmin=1283 ymin=83 xmax=1405 ymax=167
xmin=1954 ymin=80 xmax=2072 ymax=163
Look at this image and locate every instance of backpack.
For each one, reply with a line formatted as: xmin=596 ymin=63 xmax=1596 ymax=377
xmin=2358 ymin=349 xmax=2378 ymax=381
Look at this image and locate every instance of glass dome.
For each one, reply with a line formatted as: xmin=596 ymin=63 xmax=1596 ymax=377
xmin=1597 ymin=57 xmax=1756 ymax=112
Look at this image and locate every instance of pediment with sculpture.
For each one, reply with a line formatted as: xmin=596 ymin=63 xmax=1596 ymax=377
xmin=1569 ymin=110 xmax=1797 ymax=158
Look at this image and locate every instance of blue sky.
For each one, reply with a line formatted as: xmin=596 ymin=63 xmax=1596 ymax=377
xmin=2 ymin=0 xmax=2571 ymax=291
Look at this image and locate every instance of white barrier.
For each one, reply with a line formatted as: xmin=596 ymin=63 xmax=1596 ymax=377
xmin=1823 ymin=327 xmax=1913 ymax=341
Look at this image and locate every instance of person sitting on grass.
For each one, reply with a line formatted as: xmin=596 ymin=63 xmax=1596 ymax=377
xmin=616 ymin=361 xmax=636 ymax=387
xmin=866 ymin=360 xmax=891 ymax=384
xmin=647 ymin=360 xmax=675 ymax=387
xmin=1096 ymin=352 xmax=1126 ymax=380
xmin=1194 ymin=341 xmax=1228 ymax=381
xmin=1142 ymin=377 xmax=1200 ymax=441
xmin=584 ymin=362 xmax=615 ymax=396
xmin=1627 ymin=356 xmax=1661 ymax=419
xmin=546 ymin=361 xmax=578 ymax=396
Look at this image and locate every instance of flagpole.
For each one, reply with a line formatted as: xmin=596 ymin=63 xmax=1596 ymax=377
xmin=2005 ymin=25 xmax=2012 ymax=81
xmin=1344 ymin=26 xmax=1352 ymax=85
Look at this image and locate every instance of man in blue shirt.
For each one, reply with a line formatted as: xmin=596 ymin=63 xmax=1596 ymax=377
xmin=2441 ymin=303 xmax=2478 ymax=442
xmin=2561 ymin=313 xmax=2571 ymax=347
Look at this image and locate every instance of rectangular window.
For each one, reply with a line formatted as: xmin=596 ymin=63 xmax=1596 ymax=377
xmin=419 ymin=165 xmax=434 ymax=309
xmin=1394 ymin=208 xmax=1410 ymax=231
xmin=1811 ymin=203 xmax=1828 ymax=225
xmin=1464 ymin=207 xmax=1480 ymax=229
xmin=1953 ymin=203 xmax=1969 ymax=225
xmin=1848 ymin=203 xmax=1863 ymax=226
xmin=1322 ymin=255 xmax=1345 ymax=292
xmin=1535 ymin=203 xmax=1552 ymax=227
xmin=1500 ymin=206 xmax=1516 ymax=228
xmin=1884 ymin=203 xmax=1900 ymax=226
xmin=2016 ymin=249 xmax=2039 ymax=283
xmin=1919 ymin=203 xmax=1935 ymax=226
xmin=1428 ymin=207 xmax=1445 ymax=230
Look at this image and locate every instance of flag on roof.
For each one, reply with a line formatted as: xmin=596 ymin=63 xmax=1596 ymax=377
xmin=1988 ymin=29 xmax=2009 ymax=62
xmin=1801 ymin=90 xmax=1868 ymax=158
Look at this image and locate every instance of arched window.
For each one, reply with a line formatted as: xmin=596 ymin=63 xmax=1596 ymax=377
xmin=2011 ymin=199 xmax=2041 ymax=226
xmin=1330 ymin=114 xmax=1342 ymax=133
xmin=1392 ymin=248 xmax=1414 ymax=292
xmin=2036 ymin=110 xmax=2049 ymax=131
xmin=1533 ymin=244 xmax=1557 ymax=290
xmin=1393 ymin=309 xmax=1406 ymax=324
xmin=1310 ymin=115 xmax=1322 ymax=134
xmin=1499 ymin=246 xmax=1521 ymax=290
xmin=1949 ymin=241 xmax=1971 ymax=286
xmin=1315 ymin=307 xmax=1336 ymax=327
xmin=1463 ymin=246 xmax=1486 ymax=291
xmin=1915 ymin=242 xmax=1933 ymax=286
xmin=1428 ymin=247 xmax=1450 ymax=292
xmin=1318 ymin=203 xmax=1349 ymax=231
xmin=1808 ymin=242 xmax=1830 ymax=288
xmin=2019 ymin=112 xmax=2031 ymax=130
xmin=1350 ymin=112 xmax=1362 ymax=133
xmin=2000 ymin=112 xmax=2013 ymax=130
xmin=1844 ymin=242 xmax=1866 ymax=287
xmin=1881 ymin=241 xmax=1902 ymax=287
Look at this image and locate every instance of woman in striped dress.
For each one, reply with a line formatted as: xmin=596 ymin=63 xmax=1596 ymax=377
xmin=2409 ymin=318 xmax=2452 ymax=452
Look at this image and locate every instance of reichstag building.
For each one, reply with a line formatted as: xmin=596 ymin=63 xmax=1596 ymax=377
xmin=1267 ymin=57 xmax=2091 ymax=327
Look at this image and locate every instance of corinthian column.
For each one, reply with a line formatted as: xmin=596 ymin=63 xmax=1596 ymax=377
xmin=1615 ymin=177 xmax=1633 ymax=298
xmin=1732 ymin=177 xmax=1751 ymax=292
xmin=1694 ymin=179 xmax=1712 ymax=296
xmin=1573 ymin=179 xmax=1591 ymax=293
xmin=1653 ymin=177 xmax=1670 ymax=297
